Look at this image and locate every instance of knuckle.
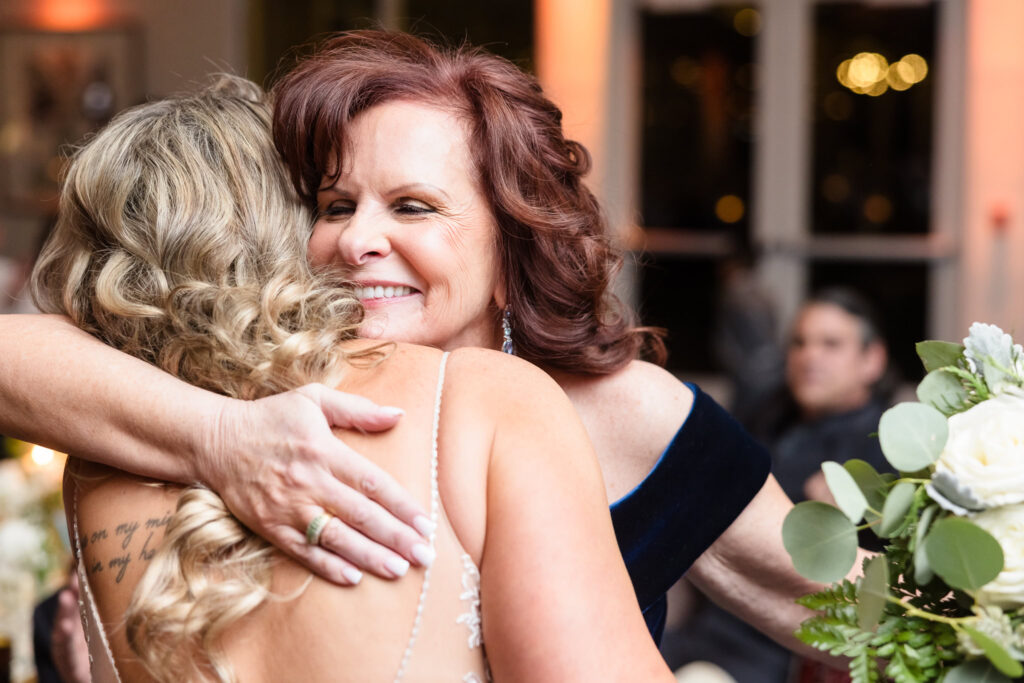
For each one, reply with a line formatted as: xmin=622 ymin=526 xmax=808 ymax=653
xmin=346 ymin=503 xmax=372 ymax=527
xmin=359 ymin=472 xmax=381 ymax=495
xmin=389 ymin=528 xmax=408 ymax=552
xmin=249 ymin=495 xmax=278 ymax=527
xmin=318 ymin=519 xmax=344 ymax=550
xmin=374 ymin=552 xmax=400 ymax=577
xmin=282 ymin=461 xmax=312 ymax=489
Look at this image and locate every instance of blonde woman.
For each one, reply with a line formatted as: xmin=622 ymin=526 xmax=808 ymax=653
xmin=37 ymin=77 xmax=673 ymax=682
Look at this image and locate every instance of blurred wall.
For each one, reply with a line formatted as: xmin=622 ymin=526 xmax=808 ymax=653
xmin=960 ymin=0 xmax=1024 ymax=335
xmin=0 ymin=0 xmax=247 ymax=96
xmin=0 ymin=0 xmax=248 ymax=257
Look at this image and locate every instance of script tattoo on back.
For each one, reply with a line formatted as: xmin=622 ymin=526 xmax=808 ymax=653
xmin=82 ymin=511 xmax=173 ymax=584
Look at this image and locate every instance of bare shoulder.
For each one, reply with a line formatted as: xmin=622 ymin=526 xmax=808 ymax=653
xmin=551 ymin=361 xmax=695 ymax=501
xmin=556 ymin=360 xmax=692 ymax=420
xmin=443 ymin=347 xmax=571 ymax=414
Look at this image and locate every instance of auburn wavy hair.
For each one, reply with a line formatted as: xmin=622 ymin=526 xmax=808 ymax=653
xmin=32 ymin=76 xmax=375 ymax=682
xmin=273 ymin=30 xmax=664 ymax=374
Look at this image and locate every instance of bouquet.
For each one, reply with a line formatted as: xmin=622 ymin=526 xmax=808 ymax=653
xmin=783 ymin=323 xmax=1024 ymax=682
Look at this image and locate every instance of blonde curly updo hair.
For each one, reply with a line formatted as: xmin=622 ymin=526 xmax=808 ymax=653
xmin=32 ymin=74 xmax=362 ymax=400
xmin=32 ymin=76 xmax=367 ymax=682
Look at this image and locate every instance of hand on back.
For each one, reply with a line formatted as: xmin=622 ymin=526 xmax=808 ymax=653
xmin=201 ymin=384 xmax=434 ymax=584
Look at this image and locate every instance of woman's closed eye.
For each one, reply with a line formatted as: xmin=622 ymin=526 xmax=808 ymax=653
xmin=393 ymin=198 xmax=436 ymax=216
xmin=318 ymin=201 xmax=355 ymax=219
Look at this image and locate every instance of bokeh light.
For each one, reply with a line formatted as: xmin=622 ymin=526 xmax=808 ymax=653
xmin=715 ymin=195 xmax=745 ymax=223
xmin=822 ymin=174 xmax=851 ymax=203
xmin=837 ymin=52 xmax=928 ymax=96
xmin=30 ymin=445 xmax=55 ymax=467
xmin=733 ymin=8 xmax=761 ymax=37
xmin=847 ymin=53 xmax=887 ymax=89
xmin=670 ymin=56 xmax=701 ymax=88
xmin=900 ymin=54 xmax=928 ymax=83
xmin=863 ymin=194 xmax=893 ymax=223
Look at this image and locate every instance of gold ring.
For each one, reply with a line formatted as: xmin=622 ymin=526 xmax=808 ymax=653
xmin=305 ymin=510 xmax=333 ymax=545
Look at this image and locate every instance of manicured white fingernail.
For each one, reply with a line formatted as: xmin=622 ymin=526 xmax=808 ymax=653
xmin=385 ymin=556 xmax=410 ymax=577
xmin=342 ymin=567 xmax=363 ymax=585
xmin=380 ymin=406 xmax=405 ymax=418
xmin=411 ymin=543 xmax=435 ymax=568
xmin=413 ymin=515 xmax=436 ymax=538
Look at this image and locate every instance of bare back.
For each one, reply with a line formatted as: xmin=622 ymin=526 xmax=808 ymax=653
xmin=69 ymin=342 xmax=672 ymax=682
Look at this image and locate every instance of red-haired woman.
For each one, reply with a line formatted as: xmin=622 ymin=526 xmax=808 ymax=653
xmin=0 ymin=31 xmax=848 ymax=659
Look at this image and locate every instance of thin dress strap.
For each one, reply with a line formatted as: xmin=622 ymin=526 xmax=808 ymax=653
xmin=393 ymin=351 xmax=449 ymax=682
xmin=72 ymin=483 xmax=123 ymax=683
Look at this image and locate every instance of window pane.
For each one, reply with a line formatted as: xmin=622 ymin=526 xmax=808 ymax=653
xmin=639 ymin=254 xmax=721 ymax=373
xmin=640 ymin=7 xmax=756 ymax=234
xmin=252 ymin=1 xmax=532 ymax=86
xmin=812 ymin=2 xmax=937 ymax=235
xmin=404 ymin=0 xmax=533 ymax=68
xmin=639 ymin=7 xmax=758 ymax=375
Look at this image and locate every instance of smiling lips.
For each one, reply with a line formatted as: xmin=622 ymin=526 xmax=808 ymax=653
xmin=354 ymin=285 xmax=415 ymax=301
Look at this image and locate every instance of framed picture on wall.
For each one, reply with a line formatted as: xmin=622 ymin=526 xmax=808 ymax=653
xmin=0 ymin=26 xmax=144 ymax=216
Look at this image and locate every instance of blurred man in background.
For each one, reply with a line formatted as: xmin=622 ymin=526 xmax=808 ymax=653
xmin=668 ymin=287 xmax=894 ymax=683
xmin=757 ymin=287 xmax=892 ymax=505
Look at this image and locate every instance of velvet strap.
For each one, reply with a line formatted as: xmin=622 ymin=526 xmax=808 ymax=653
xmin=609 ymin=383 xmax=772 ymax=643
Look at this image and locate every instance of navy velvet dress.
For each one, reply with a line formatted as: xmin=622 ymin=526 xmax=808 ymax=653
xmin=609 ymin=383 xmax=772 ymax=643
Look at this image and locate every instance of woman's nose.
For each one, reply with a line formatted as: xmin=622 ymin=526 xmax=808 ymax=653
xmin=336 ymin=209 xmax=392 ymax=266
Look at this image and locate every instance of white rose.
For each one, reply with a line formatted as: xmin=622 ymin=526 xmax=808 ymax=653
xmin=935 ymin=393 xmax=1024 ymax=508
xmin=970 ymin=504 xmax=1024 ymax=609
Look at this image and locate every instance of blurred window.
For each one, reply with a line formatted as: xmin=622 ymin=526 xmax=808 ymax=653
xmin=637 ymin=1 xmax=942 ymax=381
xmin=404 ymin=0 xmax=533 ymax=68
xmin=250 ymin=0 xmax=532 ymax=86
xmin=812 ymin=3 xmax=936 ymax=236
xmin=807 ymin=1 xmax=938 ymax=380
xmin=638 ymin=6 xmax=758 ymax=373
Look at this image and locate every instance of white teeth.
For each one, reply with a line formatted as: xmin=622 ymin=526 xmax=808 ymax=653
xmin=356 ymin=285 xmax=412 ymax=300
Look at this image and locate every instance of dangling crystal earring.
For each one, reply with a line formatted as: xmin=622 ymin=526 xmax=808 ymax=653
xmin=501 ymin=307 xmax=515 ymax=355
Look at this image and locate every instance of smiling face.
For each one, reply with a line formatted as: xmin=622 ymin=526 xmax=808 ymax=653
xmin=308 ymin=100 xmax=502 ymax=350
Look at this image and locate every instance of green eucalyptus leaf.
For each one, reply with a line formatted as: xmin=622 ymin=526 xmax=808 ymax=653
xmin=924 ymin=517 xmax=1004 ymax=591
xmin=856 ymin=555 xmax=888 ymax=631
xmin=844 ymin=459 xmax=886 ymax=522
xmin=878 ymin=402 xmax=948 ymax=472
xmin=962 ymin=626 xmax=1024 ymax=678
xmin=878 ymin=482 xmax=917 ymax=538
xmin=822 ymin=461 xmax=869 ymax=523
xmin=782 ymin=501 xmax=859 ymax=583
xmin=943 ymin=660 xmax=1013 ymax=683
xmin=916 ymin=368 xmax=970 ymax=416
xmin=913 ymin=505 xmax=939 ymax=584
xmin=916 ymin=340 xmax=965 ymax=373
